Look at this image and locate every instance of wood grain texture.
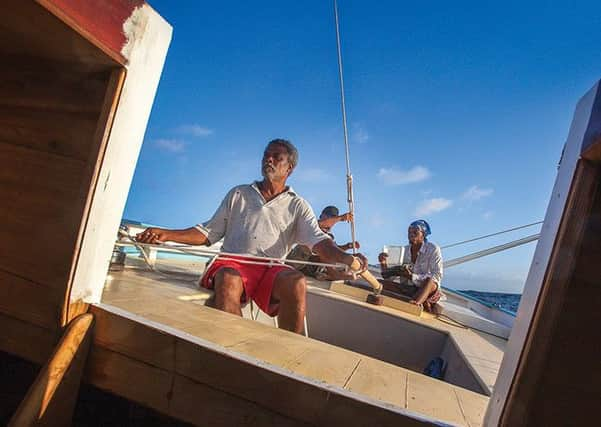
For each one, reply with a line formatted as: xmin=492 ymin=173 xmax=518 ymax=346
xmin=0 ymin=55 xmax=108 ymax=114
xmin=0 ymin=270 xmax=63 ymax=329
xmin=0 ymin=142 xmax=85 ymax=290
xmin=500 ymin=161 xmax=600 ymax=426
xmin=2 ymin=1 xmax=117 ymax=68
xmin=0 ymin=312 xmax=58 ymax=365
xmin=36 ymin=0 xmax=145 ymax=65
xmin=8 ymin=314 xmax=94 ymax=427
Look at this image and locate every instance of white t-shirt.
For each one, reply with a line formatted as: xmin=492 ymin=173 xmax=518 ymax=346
xmin=195 ymin=182 xmax=329 ymax=258
xmin=400 ymin=241 xmax=443 ymax=286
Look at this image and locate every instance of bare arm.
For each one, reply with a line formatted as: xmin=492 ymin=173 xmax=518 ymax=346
xmin=313 ymin=238 xmax=367 ymax=270
xmin=135 ymin=227 xmax=209 ymax=246
xmin=318 ymin=212 xmax=353 ymax=230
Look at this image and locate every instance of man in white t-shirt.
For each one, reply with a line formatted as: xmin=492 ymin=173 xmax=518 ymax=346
xmin=136 ymin=139 xmax=368 ymax=334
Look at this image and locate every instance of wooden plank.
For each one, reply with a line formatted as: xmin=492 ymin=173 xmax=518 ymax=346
xmin=329 ymin=282 xmax=423 ymax=316
xmin=67 ymin=2 xmax=172 ymax=307
xmin=169 ymin=375 xmax=307 ymax=427
xmin=319 ymin=392 xmax=431 ymax=427
xmin=36 ymin=0 xmax=145 ymax=65
xmin=0 ymin=270 xmax=62 ymax=330
xmin=8 ymin=314 xmax=94 ymax=427
xmin=63 ymin=67 xmax=125 ymax=325
xmin=0 ymin=106 xmax=99 ymax=162
xmin=485 ymin=81 xmax=601 ymax=425
xmin=344 ymin=357 xmax=408 ymax=409
xmin=85 ymin=346 xmax=172 ymax=414
xmin=2 ymin=0 xmax=117 ymax=68
xmin=87 ymin=345 xmax=309 ymax=427
xmin=454 ymin=387 xmax=488 ymax=427
xmin=0 ymin=312 xmax=57 ymax=365
xmin=91 ymin=307 xmax=176 ymax=370
xmin=90 ymin=304 xmax=465 ymax=426
xmin=499 ymin=161 xmax=599 ymax=427
xmin=406 ymin=372 xmax=466 ymax=426
xmin=0 ymin=55 xmax=109 ymax=113
xmin=228 ymin=328 xmax=362 ymax=387
xmin=0 ymin=142 xmax=85 ymax=288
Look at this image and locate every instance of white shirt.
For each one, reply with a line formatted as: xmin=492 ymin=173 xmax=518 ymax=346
xmin=401 ymin=241 xmax=443 ymax=286
xmin=195 ymin=182 xmax=329 ymax=258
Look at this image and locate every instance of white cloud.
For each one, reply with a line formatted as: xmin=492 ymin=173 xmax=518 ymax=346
xmin=483 ymin=211 xmax=494 ymax=219
xmin=352 ymin=124 xmax=369 ymax=144
xmin=462 ymin=185 xmax=493 ymax=201
xmin=296 ymin=168 xmax=329 ymax=182
xmin=177 ymin=124 xmax=214 ymax=137
xmin=155 ymin=138 xmax=185 ymax=153
xmin=377 ymin=166 xmax=431 ymax=185
xmin=414 ymin=198 xmax=453 ymax=216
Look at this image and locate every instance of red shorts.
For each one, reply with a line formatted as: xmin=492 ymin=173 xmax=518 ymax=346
xmin=200 ymin=256 xmax=292 ymax=316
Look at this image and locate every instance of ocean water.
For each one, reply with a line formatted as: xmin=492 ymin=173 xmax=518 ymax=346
xmin=460 ymin=290 xmax=522 ymax=314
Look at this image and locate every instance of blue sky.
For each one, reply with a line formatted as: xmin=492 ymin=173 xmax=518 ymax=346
xmin=124 ymin=1 xmax=601 ymax=293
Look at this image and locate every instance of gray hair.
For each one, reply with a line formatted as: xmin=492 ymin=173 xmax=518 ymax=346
xmin=266 ymin=138 xmax=299 ymax=169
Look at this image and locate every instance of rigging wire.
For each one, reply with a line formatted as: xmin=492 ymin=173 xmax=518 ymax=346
xmin=441 ymin=220 xmax=543 ymax=249
xmin=333 ymin=0 xmax=357 ymax=255
xmin=443 ymin=233 xmax=540 ymax=268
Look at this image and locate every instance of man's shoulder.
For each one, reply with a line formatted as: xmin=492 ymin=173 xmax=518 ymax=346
xmin=225 ymin=183 xmax=255 ymax=197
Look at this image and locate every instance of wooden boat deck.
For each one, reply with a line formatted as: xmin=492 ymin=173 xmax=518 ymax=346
xmin=97 ymin=259 xmax=496 ymax=426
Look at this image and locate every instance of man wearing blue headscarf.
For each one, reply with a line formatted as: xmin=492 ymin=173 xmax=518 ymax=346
xmin=378 ymin=220 xmax=444 ymax=313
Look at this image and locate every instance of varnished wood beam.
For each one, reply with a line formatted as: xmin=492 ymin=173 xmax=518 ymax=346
xmin=8 ymin=313 xmax=94 ymax=427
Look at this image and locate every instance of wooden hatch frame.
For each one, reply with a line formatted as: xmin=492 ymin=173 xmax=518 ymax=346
xmin=2 ymin=1 xmax=600 ymax=426
xmin=484 ymin=82 xmax=601 ymax=426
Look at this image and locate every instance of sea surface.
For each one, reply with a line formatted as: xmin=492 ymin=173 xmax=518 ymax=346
xmin=460 ymin=290 xmax=522 ymax=313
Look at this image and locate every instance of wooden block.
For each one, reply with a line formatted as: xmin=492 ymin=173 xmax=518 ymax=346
xmin=329 ymin=282 xmax=422 ymax=317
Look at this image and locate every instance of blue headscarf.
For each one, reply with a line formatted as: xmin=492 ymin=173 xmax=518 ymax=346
xmin=409 ymin=220 xmax=431 ymax=240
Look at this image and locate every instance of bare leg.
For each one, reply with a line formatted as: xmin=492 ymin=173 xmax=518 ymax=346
xmin=271 ymin=270 xmax=306 ymax=334
xmin=213 ymin=267 xmax=244 ymax=316
xmin=410 ymin=278 xmax=437 ymax=306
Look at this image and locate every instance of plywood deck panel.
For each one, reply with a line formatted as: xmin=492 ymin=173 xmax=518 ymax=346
xmin=307 ymin=277 xmax=505 ymax=394
xmin=99 ymin=268 xmax=490 ymax=426
xmin=344 ymin=357 xmax=408 ymax=408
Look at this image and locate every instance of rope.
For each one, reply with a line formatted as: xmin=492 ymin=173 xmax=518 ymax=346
xmin=441 ymin=221 xmax=543 ymax=249
xmin=333 ymin=0 xmax=357 ymax=255
xmin=116 ymin=238 xmax=349 ymax=270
